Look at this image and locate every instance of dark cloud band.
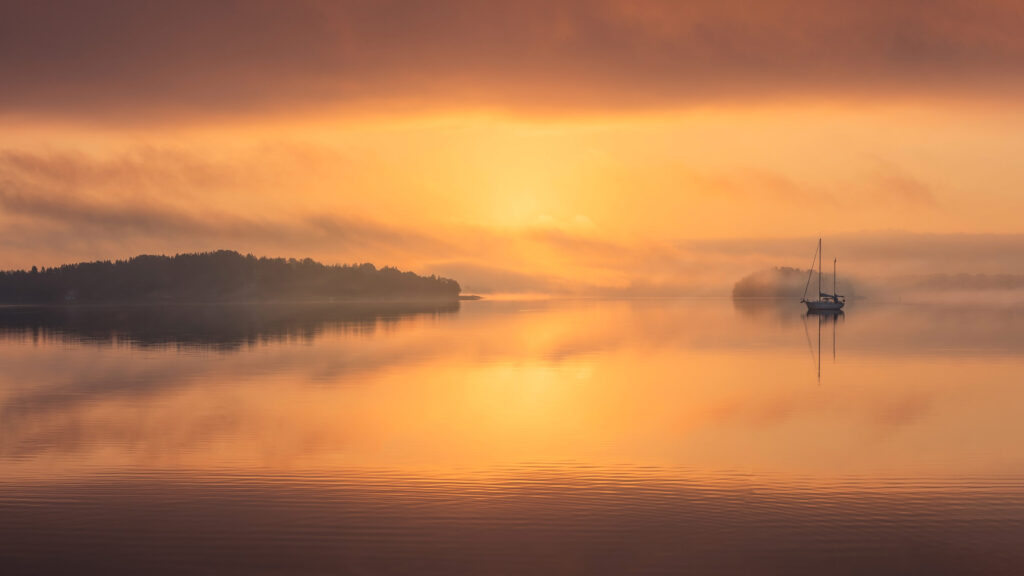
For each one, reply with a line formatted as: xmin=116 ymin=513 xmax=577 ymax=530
xmin=3 ymin=0 xmax=1023 ymax=121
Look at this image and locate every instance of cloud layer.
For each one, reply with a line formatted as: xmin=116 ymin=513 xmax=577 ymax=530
xmin=4 ymin=147 xmax=1024 ymax=296
xmin=4 ymin=0 xmax=1023 ymax=121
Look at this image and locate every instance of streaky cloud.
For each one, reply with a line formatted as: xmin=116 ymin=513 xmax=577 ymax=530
xmin=3 ymin=0 xmax=1024 ymax=122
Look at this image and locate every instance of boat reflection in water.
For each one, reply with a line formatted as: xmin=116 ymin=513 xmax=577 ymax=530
xmin=805 ymin=307 xmax=843 ymax=383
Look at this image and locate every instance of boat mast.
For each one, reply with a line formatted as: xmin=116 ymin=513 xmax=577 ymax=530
xmin=833 ymin=258 xmax=837 ymax=300
xmin=802 ymin=241 xmax=819 ymax=300
xmin=817 ymin=238 xmax=822 ymax=301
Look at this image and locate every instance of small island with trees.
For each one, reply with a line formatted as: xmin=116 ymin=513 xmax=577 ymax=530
xmin=0 ymin=250 xmax=462 ymax=304
xmin=732 ymin=266 xmax=857 ymax=300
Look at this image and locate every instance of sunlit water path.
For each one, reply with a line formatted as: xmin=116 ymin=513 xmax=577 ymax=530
xmin=2 ymin=299 xmax=1023 ymax=574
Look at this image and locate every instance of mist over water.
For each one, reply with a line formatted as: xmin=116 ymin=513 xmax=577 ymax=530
xmin=2 ymin=299 xmax=1023 ymax=575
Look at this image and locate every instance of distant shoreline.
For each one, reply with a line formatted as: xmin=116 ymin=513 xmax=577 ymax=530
xmin=0 ymin=251 xmax=464 ymax=305
xmin=0 ymin=296 xmax=469 ymax=308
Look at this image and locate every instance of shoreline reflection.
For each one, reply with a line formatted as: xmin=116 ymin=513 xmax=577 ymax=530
xmin=0 ymin=301 xmax=460 ymax=349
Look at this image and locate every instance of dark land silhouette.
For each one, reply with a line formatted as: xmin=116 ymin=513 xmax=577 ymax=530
xmin=0 ymin=251 xmax=460 ymax=304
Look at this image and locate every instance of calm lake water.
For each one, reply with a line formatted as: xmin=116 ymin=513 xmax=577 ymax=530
xmin=2 ymin=299 xmax=1023 ymax=575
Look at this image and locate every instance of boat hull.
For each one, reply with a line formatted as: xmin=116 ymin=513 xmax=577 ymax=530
xmin=805 ymin=300 xmax=844 ymax=312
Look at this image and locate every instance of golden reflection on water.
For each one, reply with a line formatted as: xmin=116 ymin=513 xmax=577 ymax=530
xmin=2 ymin=299 xmax=1024 ymax=480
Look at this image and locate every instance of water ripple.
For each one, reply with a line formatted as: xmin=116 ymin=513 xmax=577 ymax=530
xmin=2 ymin=466 xmax=1023 ymax=575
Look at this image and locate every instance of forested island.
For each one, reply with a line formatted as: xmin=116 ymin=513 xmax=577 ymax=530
xmin=732 ymin=267 xmax=810 ymax=298
xmin=0 ymin=251 xmax=461 ymax=304
xmin=733 ymin=266 xmax=857 ymax=299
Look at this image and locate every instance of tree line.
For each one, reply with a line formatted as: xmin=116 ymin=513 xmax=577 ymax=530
xmin=0 ymin=251 xmax=461 ymax=303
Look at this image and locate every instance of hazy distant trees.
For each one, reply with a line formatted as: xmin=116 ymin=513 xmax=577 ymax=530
xmin=734 ymin=266 xmax=1024 ymax=300
xmin=732 ymin=266 xmax=818 ymax=298
xmin=0 ymin=251 xmax=461 ymax=303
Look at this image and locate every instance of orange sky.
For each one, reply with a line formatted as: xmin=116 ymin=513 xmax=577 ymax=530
xmin=3 ymin=0 xmax=1024 ymax=294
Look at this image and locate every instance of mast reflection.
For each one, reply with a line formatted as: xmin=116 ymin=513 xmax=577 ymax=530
xmin=804 ymin=309 xmax=843 ymax=383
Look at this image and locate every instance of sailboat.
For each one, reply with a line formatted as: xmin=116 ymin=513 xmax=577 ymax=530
xmin=801 ymin=238 xmax=845 ymax=312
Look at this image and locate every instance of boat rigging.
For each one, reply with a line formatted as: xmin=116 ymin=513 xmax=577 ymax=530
xmin=801 ymin=238 xmax=845 ymax=312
